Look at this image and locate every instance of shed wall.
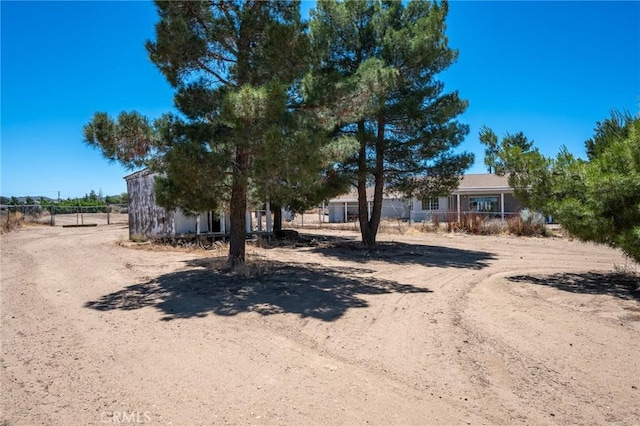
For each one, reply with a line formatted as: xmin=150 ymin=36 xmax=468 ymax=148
xmin=126 ymin=172 xmax=175 ymax=238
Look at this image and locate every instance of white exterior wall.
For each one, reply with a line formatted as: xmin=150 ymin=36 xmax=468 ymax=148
xmin=327 ymin=202 xmax=358 ymax=222
xmin=409 ymin=196 xmax=449 ymax=222
xmin=173 ymin=210 xmax=197 ymax=234
xmin=327 ymin=199 xmax=410 ymax=223
xmin=173 ymin=210 xmax=230 ymax=235
xmin=126 ymin=170 xmax=268 ymax=237
xmin=126 ymin=171 xmax=175 ymax=239
xmin=380 ymin=198 xmax=411 ymax=219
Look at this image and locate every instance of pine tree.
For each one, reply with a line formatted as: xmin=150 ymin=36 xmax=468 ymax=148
xmin=85 ymin=0 xmax=353 ymax=266
xmin=479 ymin=125 xmax=499 ymax=174
xmin=478 ymin=126 xmax=550 ymax=210
xmin=309 ymin=0 xmax=472 ymax=249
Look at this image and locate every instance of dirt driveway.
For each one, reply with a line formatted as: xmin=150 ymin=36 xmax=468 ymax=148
xmin=1 ymin=225 xmax=639 ymax=425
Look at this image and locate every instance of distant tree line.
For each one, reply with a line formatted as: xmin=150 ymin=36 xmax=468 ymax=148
xmin=1 ymin=191 xmax=128 ymax=206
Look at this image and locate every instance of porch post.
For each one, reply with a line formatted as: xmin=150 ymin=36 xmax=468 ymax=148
xmin=196 ymin=214 xmax=201 ymax=235
xmin=321 ymin=202 xmax=325 ymax=223
xmin=344 ymin=202 xmax=348 ymax=223
xmin=245 ymin=210 xmax=252 ymax=233
xmin=257 ymin=210 xmax=262 ymax=232
xmin=221 ymin=213 xmax=226 ymax=234
xmin=266 ymin=200 xmax=272 ymax=233
xmin=501 ymin=193 xmax=505 ymax=220
xmin=457 ymin=193 xmax=461 ymax=222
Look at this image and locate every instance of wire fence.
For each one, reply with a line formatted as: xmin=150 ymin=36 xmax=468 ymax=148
xmin=1 ymin=204 xmax=129 ymax=228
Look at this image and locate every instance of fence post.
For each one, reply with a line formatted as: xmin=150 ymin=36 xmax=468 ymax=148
xmin=107 ymin=204 xmax=111 ymax=225
xmin=50 ymin=205 xmax=55 ymax=226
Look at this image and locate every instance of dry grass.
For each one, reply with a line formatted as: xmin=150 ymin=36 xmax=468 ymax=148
xmin=506 ymin=210 xmax=548 ymax=237
xmin=1 ymin=211 xmax=23 ymax=234
xmin=614 ymin=256 xmax=639 ymax=278
xmin=1 ymin=210 xmax=52 ymax=234
xmin=131 ymin=234 xmax=148 ymax=243
xmin=123 ymin=236 xmax=273 ymax=280
xmin=200 ymin=242 xmax=272 ymax=280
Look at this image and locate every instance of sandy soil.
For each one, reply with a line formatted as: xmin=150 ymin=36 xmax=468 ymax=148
xmin=1 ymin=225 xmax=639 ymax=425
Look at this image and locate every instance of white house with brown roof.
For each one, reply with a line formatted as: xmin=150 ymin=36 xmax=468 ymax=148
xmin=325 ymin=174 xmax=522 ymax=223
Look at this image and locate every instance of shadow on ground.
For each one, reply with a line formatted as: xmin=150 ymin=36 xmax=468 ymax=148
xmin=304 ymin=238 xmax=496 ymax=269
xmin=509 ymin=272 xmax=640 ymax=301
xmin=85 ymin=260 xmax=432 ymax=321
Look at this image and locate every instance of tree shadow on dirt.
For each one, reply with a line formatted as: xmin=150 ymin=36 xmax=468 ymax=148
xmin=303 ymin=238 xmax=496 ymax=269
xmin=508 ymin=272 xmax=640 ymax=301
xmin=85 ymin=260 xmax=432 ymax=321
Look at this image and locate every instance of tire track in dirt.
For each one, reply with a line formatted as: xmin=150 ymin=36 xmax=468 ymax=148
xmin=448 ymin=265 xmax=640 ymax=425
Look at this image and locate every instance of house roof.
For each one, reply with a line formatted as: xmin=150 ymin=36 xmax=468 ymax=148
xmin=327 ymin=174 xmax=512 ymax=203
xmin=454 ymin=173 xmax=511 ymax=193
xmin=329 ymin=186 xmax=404 ymax=203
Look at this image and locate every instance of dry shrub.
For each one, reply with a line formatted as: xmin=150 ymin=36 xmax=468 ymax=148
xmin=415 ymin=213 xmax=441 ymax=233
xmin=255 ymin=235 xmax=270 ymax=248
xmin=613 ymin=256 xmax=639 ymax=277
xmin=294 ymin=221 xmax=359 ymax=232
xmin=507 ymin=209 xmax=547 ymax=236
xmin=131 ymin=234 xmax=148 ymax=243
xmin=197 ymin=241 xmax=271 ymax=280
xmin=442 ymin=210 xmax=548 ymax=237
xmin=445 ymin=211 xmax=460 ymax=232
xmin=418 ymin=220 xmax=433 ymax=233
xmin=431 ymin=213 xmax=441 ymax=232
xmin=1 ymin=211 xmax=24 ymax=234
xmin=205 ymin=247 xmax=272 ymax=280
xmin=378 ymin=218 xmax=410 ymax=235
xmin=457 ymin=212 xmax=485 ymax=234
xmin=233 ymin=255 xmax=271 ymax=280
xmin=481 ymin=218 xmax=507 ymax=235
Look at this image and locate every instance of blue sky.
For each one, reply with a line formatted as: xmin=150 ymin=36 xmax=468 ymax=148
xmin=1 ymin=1 xmax=639 ymax=199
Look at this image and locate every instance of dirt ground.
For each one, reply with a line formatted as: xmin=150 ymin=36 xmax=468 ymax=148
xmin=1 ymin=224 xmax=639 ymax=425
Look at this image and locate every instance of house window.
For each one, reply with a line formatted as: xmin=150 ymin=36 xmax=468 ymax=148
xmin=469 ymin=196 xmax=499 ymax=212
xmin=422 ymin=197 xmax=439 ymax=211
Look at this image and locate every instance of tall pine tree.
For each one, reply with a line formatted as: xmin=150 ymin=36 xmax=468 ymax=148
xmin=85 ymin=1 xmax=354 ymax=266
xmin=309 ymin=0 xmax=472 ymax=249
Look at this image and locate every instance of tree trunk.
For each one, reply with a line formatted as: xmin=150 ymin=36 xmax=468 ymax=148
xmin=357 ymin=116 xmax=385 ymax=250
xmin=272 ymin=203 xmax=282 ymax=232
xmin=358 ymin=174 xmax=375 ymax=249
xmin=356 ymin=121 xmax=376 ymax=250
xmin=369 ymin=113 xmax=386 ymax=241
xmin=228 ymin=148 xmax=248 ymax=267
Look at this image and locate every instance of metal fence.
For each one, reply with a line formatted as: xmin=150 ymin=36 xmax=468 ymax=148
xmin=1 ymin=204 xmax=129 ymax=227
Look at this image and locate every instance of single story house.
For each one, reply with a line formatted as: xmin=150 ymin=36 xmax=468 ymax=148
xmin=326 ymin=174 xmax=522 ymax=223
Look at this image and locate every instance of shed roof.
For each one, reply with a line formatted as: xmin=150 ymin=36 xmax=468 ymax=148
xmin=123 ymin=169 xmax=157 ymax=181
